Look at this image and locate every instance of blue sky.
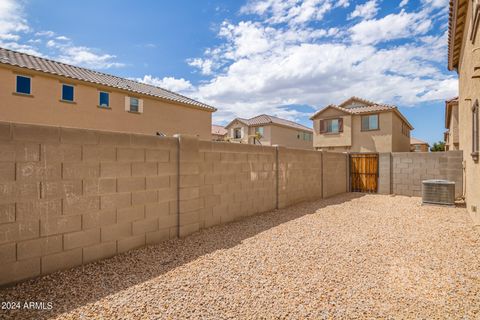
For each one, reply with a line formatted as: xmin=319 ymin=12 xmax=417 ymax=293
xmin=0 ymin=0 xmax=456 ymax=144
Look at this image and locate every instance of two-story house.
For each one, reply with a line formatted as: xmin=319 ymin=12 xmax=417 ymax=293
xmin=310 ymin=97 xmax=413 ymax=152
xmin=224 ymin=114 xmax=313 ymax=149
xmin=0 ymin=47 xmax=216 ymax=139
xmin=444 ymin=97 xmax=459 ymax=151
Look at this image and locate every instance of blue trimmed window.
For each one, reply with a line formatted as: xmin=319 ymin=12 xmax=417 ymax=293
xmin=99 ymin=92 xmax=110 ymax=108
xmin=16 ymin=76 xmax=31 ymax=94
xmin=62 ymin=84 xmax=74 ymax=102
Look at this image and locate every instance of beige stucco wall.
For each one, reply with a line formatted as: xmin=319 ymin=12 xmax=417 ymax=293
xmin=351 ymin=112 xmax=393 ymax=152
xmin=269 ymin=125 xmax=312 ymax=149
xmin=312 ymin=108 xmax=352 ymax=149
xmin=391 ymin=113 xmax=411 ymax=152
xmin=0 ymin=65 xmax=213 ymax=139
xmin=455 ymin=1 xmax=480 ymax=221
xmin=313 ymin=109 xmax=410 ymax=152
xmin=226 ymin=122 xmax=312 ymax=149
xmin=446 ymin=104 xmax=460 ymax=151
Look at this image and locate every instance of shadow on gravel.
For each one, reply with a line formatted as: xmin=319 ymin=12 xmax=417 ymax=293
xmin=0 ymin=193 xmax=365 ymax=320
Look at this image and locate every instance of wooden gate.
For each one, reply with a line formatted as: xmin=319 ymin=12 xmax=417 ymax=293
xmin=350 ymin=153 xmax=378 ymax=193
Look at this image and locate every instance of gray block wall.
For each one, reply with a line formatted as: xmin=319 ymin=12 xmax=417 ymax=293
xmin=390 ymin=151 xmax=463 ymax=198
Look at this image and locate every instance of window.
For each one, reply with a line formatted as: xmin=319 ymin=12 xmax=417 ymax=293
xmin=130 ymin=97 xmax=139 ymax=112
xmin=401 ymin=122 xmax=410 ymax=137
xmin=320 ymin=118 xmax=343 ymax=134
xmin=473 ymin=99 xmax=479 ymax=162
xmin=61 ymin=84 xmax=74 ymax=102
xmin=255 ymin=127 xmax=264 ymax=137
xmin=16 ymin=75 xmax=31 ymax=95
xmin=415 ymin=145 xmax=421 ymax=151
xmin=233 ymin=128 xmax=242 ymax=139
xmin=361 ymin=114 xmax=379 ymax=131
xmin=99 ymin=92 xmax=110 ymax=108
xmin=303 ymin=133 xmax=312 ymax=141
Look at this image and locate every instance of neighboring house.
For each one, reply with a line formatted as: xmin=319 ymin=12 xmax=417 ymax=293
xmin=0 ymin=47 xmax=215 ymax=139
xmin=444 ymin=97 xmax=460 ymax=151
xmin=310 ymin=97 xmax=413 ymax=152
xmin=212 ymin=124 xmax=227 ymax=141
xmin=224 ymin=114 xmax=313 ymax=149
xmin=448 ymin=0 xmax=480 ymax=217
xmin=410 ymin=137 xmax=430 ymax=152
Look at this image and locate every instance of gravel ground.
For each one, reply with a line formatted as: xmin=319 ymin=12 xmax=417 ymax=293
xmin=1 ymin=193 xmax=480 ymax=319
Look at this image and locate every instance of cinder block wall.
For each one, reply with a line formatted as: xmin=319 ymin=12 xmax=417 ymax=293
xmin=278 ymin=148 xmax=323 ymax=208
xmin=0 ymin=122 xmax=348 ymax=286
xmin=390 ymin=151 xmax=463 ymax=197
xmin=0 ymin=122 xmax=179 ymax=286
xmin=322 ymin=152 xmax=349 ymax=198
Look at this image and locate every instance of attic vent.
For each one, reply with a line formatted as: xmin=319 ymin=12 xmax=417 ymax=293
xmin=422 ymin=180 xmax=455 ymax=206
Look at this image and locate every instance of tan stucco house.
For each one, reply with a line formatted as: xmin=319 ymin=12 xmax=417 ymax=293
xmin=0 ymin=47 xmax=216 ymax=139
xmin=444 ymin=97 xmax=460 ymax=151
xmin=212 ymin=125 xmax=227 ymax=141
xmin=448 ymin=0 xmax=480 ymax=220
xmin=224 ymin=114 xmax=313 ymax=149
xmin=410 ymin=137 xmax=430 ymax=152
xmin=310 ymin=97 xmax=413 ymax=152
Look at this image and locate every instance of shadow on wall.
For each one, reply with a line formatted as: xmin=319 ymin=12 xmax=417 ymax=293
xmin=0 ymin=193 xmax=364 ymax=319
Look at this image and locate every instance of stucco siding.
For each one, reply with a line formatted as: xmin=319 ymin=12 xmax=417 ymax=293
xmin=269 ymin=125 xmax=312 ymax=149
xmin=456 ymin=1 xmax=480 ymax=220
xmin=391 ymin=113 xmax=411 ymax=152
xmin=350 ymin=112 xmax=393 ymax=152
xmin=312 ymin=109 xmax=352 ymax=149
xmin=0 ymin=66 xmax=212 ymax=139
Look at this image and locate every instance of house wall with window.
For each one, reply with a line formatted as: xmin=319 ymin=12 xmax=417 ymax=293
xmin=312 ymin=109 xmax=411 ymax=152
xmin=350 ymin=112 xmax=393 ymax=152
xmin=0 ymin=66 xmax=213 ymax=139
xmin=312 ymin=108 xmax=352 ymax=150
xmin=269 ymin=125 xmax=313 ymax=149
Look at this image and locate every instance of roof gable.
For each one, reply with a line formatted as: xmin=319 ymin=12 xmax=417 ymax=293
xmin=337 ymin=96 xmax=376 ymax=109
xmin=309 ymin=105 xmax=351 ymax=119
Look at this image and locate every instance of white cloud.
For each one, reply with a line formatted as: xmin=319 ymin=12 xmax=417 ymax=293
xmin=188 ymin=57 xmax=214 ymax=75
xmin=136 ymin=75 xmax=193 ymax=93
xmin=349 ymin=9 xmax=432 ymax=45
xmin=349 ymin=0 xmax=379 ymax=20
xmin=399 ymin=0 xmax=409 ymax=7
xmin=240 ymin=0 xmax=347 ymax=25
xmin=0 ymin=0 xmax=123 ymax=69
xmin=56 ymin=46 xmax=124 ymax=69
xmin=182 ymin=1 xmax=455 ymax=124
xmin=0 ymin=0 xmax=29 ymax=36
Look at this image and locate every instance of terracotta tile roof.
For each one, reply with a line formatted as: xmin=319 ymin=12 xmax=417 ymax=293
xmin=212 ymin=125 xmax=227 ymax=135
xmin=0 ymin=47 xmax=216 ymax=112
xmin=228 ymin=114 xmax=312 ymax=132
xmin=344 ymin=104 xmax=396 ymax=114
xmin=410 ymin=137 xmax=429 ymax=146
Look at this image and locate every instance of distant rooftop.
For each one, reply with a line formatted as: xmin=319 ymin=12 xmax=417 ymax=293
xmin=212 ymin=125 xmax=228 ymax=135
xmin=228 ymin=114 xmax=313 ymax=132
xmin=0 ymin=47 xmax=216 ymax=112
xmin=411 ymin=137 xmax=429 ymax=146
